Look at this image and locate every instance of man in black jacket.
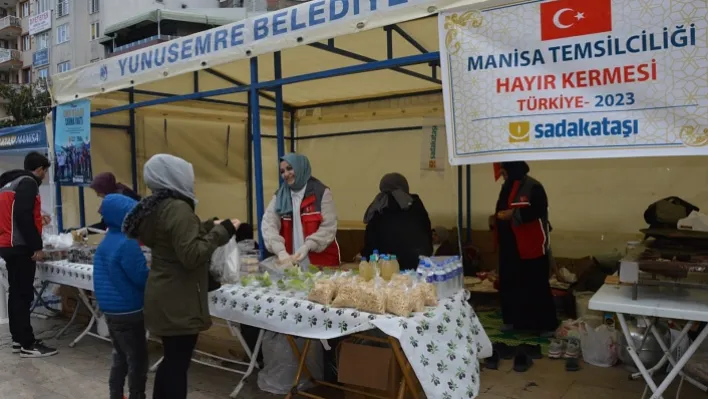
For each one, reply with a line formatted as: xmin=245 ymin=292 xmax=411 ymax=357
xmin=0 ymin=152 xmax=57 ymax=358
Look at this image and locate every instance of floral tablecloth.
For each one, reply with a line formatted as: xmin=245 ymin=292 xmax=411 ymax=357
xmin=0 ymin=260 xmax=92 ymax=312
xmin=209 ymin=285 xmax=492 ymax=399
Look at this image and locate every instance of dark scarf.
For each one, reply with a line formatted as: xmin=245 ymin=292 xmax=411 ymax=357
xmin=122 ymin=189 xmax=194 ymax=239
xmin=363 ymin=173 xmax=414 ymax=223
xmin=496 ymin=161 xmax=530 ymax=212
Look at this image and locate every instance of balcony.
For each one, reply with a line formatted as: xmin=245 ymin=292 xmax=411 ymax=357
xmin=0 ymin=49 xmax=22 ymax=70
xmin=0 ymin=16 xmax=21 ymax=39
xmin=108 ymin=34 xmax=180 ymax=57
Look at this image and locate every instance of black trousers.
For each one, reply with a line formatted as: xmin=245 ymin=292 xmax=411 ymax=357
xmin=106 ymin=312 xmax=148 ymax=399
xmin=153 ymin=334 xmax=198 ymax=399
xmin=1 ymin=250 xmax=36 ymax=348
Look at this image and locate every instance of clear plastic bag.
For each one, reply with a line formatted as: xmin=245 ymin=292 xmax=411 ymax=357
xmin=358 ymin=279 xmax=386 ymax=314
xmin=579 ymin=322 xmax=618 ymax=367
xmin=332 ymin=277 xmax=361 ymax=309
xmin=308 ymin=279 xmax=337 ymax=305
xmin=420 ymin=281 xmax=438 ymax=307
xmin=409 ymin=282 xmax=426 ymax=313
xmin=385 ymin=283 xmax=412 ymax=317
xmin=210 ymin=237 xmax=240 ymax=284
xmin=258 ymin=332 xmax=323 ymax=394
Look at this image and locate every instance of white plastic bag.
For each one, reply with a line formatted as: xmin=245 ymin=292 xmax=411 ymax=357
xmin=210 ymin=238 xmax=240 ymax=283
xmin=580 ymin=322 xmax=618 ymax=367
xmin=258 ymin=332 xmax=323 ymax=394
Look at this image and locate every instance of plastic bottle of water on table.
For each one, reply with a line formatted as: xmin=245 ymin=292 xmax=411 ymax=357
xmin=434 ymin=260 xmax=447 ymax=299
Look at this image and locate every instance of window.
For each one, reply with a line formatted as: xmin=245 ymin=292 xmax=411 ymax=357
xmin=57 ymin=61 xmax=71 ymax=73
xmin=57 ymin=0 xmax=70 ymax=17
xmin=0 ymin=40 xmax=8 ymax=49
xmin=90 ymin=22 xmax=100 ymax=40
xmin=37 ymin=0 xmax=50 ymax=13
xmin=21 ymin=35 xmax=30 ymax=51
xmin=57 ymin=24 xmax=69 ymax=44
xmin=89 ymin=0 xmax=99 ymax=14
xmin=36 ymin=68 xmax=49 ymax=81
xmin=22 ymin=69 xmax=31 ymax=84
xmin=21 ymin=2 xmax=30 ymax=18
xmin=36 ymin=32 xmax=49 ymax=49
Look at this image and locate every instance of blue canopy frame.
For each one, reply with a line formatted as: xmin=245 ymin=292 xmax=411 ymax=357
xmin=53 ymin=23 xmax=474 ymax=253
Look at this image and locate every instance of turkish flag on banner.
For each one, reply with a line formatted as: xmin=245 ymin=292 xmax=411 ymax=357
xmin=540 ymin=0 xmax=612 ymax=41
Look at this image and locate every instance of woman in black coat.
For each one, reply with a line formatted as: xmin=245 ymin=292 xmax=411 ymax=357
xmin=361 ymin=173 xmax=433 ymax=270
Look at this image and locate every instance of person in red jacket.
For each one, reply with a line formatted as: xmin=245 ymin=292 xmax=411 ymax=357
xmin=0 ymin=152 xmax=57 ymax=358
xmin=495 ymin=161 xmax=557 ymax=336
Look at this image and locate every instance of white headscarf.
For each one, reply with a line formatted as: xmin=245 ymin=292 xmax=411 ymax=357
xmin=143 ymin=154 xmax=197 ymax=203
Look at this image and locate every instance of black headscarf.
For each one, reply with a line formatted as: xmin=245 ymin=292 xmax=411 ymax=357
xmin=496 ymin=161 xmax=530 ymax=212
xmin=502 ymin=161 xmax=530 ymax=181
xmin=363 ymin=173 xmax=414 ymax=223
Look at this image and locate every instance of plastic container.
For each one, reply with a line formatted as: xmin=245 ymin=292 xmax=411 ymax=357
xmin=360 ymin=256 xmax=375 ymax=281
xmin=380 ymin=255 xmax=395 ymax=281
xmin=390 ymin=255 xmax=400 ymax=275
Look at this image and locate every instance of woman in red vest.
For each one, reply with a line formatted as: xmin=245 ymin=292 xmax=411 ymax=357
xmin=261 ymin=153 xmax=340 ymax=268
xmin=495 ymin=161 xmax=557 ymax=336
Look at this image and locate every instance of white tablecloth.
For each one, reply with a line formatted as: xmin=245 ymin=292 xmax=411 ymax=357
xmin=210 ymin=285 xmax=492 ymax=399
xmin=0 ymin=260 xmax=94 ymax=291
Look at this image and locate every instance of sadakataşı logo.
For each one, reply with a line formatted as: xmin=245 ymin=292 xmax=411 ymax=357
xmin=508 ymin=118 xmax=639 ymax=141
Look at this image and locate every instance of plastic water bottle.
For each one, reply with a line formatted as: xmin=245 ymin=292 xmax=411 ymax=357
xmin=444 ymin=258 xmax=455 ymax=294
xmin=416 ymin=258 xmax=426 ymax=280
xmin=434 ymin=260 xmax=447 ymax=299
xmin=456 ymin=256 xmax=464 ymax=290
xmin=372 ymin=249 xmax=380 ymax=262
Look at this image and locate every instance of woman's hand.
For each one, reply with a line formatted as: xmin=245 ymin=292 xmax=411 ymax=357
xmin=277 ymin=251 xmax=292 ymax=264
xmin=41 ymin=214 xmax=52 ymax=226
xmin=292 ymin=246 xmax=309 ymax=262
xmin=496 ymin=209 xmax=513 ymax=220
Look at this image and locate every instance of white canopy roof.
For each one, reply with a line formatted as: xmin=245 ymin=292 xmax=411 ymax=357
xmin=51 ymin=0 xmax=508 ymax=107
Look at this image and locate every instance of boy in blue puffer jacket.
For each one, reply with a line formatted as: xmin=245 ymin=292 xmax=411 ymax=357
xmin=94 ymin=194 xmax=149 ymax=399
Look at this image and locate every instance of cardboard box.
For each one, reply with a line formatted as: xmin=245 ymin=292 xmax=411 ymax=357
xmin=338 ymin=342 xmax=414 ymax=399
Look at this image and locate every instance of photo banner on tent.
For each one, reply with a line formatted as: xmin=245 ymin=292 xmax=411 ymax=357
xmin=55 ymin=99 xmax=93 ymax=186
xmin=420 ymin=125 xmax=446 ymax=171
xmin=439 ymin=0 xmax=708 ymax=166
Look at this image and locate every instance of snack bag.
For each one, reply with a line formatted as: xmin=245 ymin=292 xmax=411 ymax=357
xmin=307 ymin=279 xmax=337 ymax=305
xmin=331 ymin=278 xmax=362 ymax=309
xmin=391 ymin=273 xmax=413 ymax=287
xmin=358 ymin=279 xmax=386 ymax=314
xmin=409 ymin=282 xmax=426 ymax=313
xmin=420 ymin=281 xmax=438 ymax=307
xmin=385 ymin=283 xmax=412 ymax=317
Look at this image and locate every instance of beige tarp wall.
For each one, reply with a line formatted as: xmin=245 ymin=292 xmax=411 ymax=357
xmin=55 ymin=92 xmax=708 ymax=259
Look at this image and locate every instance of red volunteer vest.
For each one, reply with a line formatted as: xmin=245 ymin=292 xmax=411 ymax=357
xmin=505 ymin=177 xmax=549 ymax=260
xmin=279 ymin=182 xmax=340 ymax=267
xmin=0 ymin=176 xmax=42 ymax=248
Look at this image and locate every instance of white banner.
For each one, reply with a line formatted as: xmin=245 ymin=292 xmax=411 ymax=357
xmin=439 ymin=0 xmax=708 ymax=165
xmin=29 ymin=10 xmax=51 ymax=36
xmin=51 ymin=0 xmax=480 ymax=104
xmin=420 ymin=125 xmax=446 ymax=171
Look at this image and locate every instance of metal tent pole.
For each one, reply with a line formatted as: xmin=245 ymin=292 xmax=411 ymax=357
xmin=289 ymin=110 xmax=296 ymax=153
xmin=457 ymin=166 xmax=462 ymax=241
xmin=78 ymin=188 xmax=86 ymax=227
xmin=274 ymin=51 xmax=285 ymax=181
xmin=129 ymin=88 xmax=138 ymax=192
xmin=250 ymin=57 xmax=266 ymax=259
xmin=52 ymin=107 xmax=64 ymax=232
xmin=465 ymin=165 xmax=471 ymax=243
xmin=246 ymin=98 xmax=253 ymax=226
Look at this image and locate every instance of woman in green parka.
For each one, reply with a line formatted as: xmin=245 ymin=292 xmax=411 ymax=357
xmin=123 ymin=154 xmax=238 ymax=399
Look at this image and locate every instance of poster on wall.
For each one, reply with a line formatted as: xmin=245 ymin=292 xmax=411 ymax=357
xmin=439 ymin=0 xmax=708 ymax=165
xmin=55 ymin=100 xmax=93 ymax=186
xmin=420 ymin=125 xmax=446 ymax=171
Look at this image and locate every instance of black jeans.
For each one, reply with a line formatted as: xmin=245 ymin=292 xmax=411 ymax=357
xmin=1 ymin=250 xmax=36 ymax=348
xmin=106 ymin=312 xmax=148 ymax=399
xmin=153 ymin=334 xmax=198 ymax=399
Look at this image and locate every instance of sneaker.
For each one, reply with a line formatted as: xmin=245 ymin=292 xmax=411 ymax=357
xmin=11 ymin=342 xmax=20 ymax=354
xmin=548 ymin=339 xmax=566 ymax=359
xmin=563 ymin=339 xmax=580 ymax=359
xmin=20 ymin=341 xmax=58 ymax=358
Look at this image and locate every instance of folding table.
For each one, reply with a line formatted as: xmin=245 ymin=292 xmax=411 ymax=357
xmin=590 ymin=284 xmax=708 ymax=399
